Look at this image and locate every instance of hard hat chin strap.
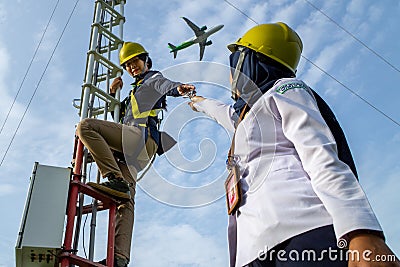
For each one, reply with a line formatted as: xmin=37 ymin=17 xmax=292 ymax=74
xmin=231 ymin=47 xmax=246 ymax=100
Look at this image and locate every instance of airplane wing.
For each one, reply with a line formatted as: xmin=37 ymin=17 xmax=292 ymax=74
xmin=199 ymin=43 xmax=205 ymax=61
xmin=182 ymin=17 xmax=203 ymax=37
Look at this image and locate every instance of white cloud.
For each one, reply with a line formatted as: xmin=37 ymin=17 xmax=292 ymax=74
xmin=270 ymin=0 xmax=307 ymax=25
xmin=305 ymin=37 xmax=353 ymax=96
xmin=0 ymin=184 xmax=16 ymax=196
xmin=366 ymin=4 xmax=383 ymax=23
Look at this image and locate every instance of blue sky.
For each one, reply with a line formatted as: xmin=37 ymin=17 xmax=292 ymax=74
xmin=0 ymin=0 xmax=399 ymax=266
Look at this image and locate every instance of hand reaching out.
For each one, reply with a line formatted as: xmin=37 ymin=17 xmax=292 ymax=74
xmin=177 ymin=84 xmax=196 ymax=97
xmin=188 ymin=96 xmax=206 ymax=112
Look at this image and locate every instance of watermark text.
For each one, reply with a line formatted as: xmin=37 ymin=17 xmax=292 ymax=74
xmin=258 ymin=246 xmax=397 ymax=263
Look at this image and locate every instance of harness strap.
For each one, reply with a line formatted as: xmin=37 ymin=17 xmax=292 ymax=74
xmin=130 ymin=94 xmax=159 ymax=118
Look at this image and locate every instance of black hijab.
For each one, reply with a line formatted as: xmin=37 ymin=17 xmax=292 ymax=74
xmin=229 ymin=48 xmax=294 ymax=115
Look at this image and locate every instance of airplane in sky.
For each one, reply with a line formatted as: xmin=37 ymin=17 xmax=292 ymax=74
xmin=168 ymin=17 xmax=224 ymax=61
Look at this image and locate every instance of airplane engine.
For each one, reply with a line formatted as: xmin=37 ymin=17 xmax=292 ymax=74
xmin=205 ymin=40 xmax=212 ymax=46
xmin=200 ymin=25 xmax=207 ymax=31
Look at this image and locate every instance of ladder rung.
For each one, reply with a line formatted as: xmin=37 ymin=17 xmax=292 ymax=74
xmin=81 ymin=202 xmax=108 ymax=214
xmin=97 ymin=0 xmax=125 ymax=24
xmin=92 ymin=22 xmax=123 ymax=48
xmin=87 ymin=50 xmax=123 ymax=79
xmin=59 ymin=252 xmax=106 ymax=267
xmin=70 ymin=180 xmax=121 ymax=207
xmin=77 ymin=83 xmax=120 ymax=117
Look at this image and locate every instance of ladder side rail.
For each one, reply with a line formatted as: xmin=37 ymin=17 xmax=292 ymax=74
xmin=88 ymin=6 xmax=113 ymax=261
xmin=88 ymin=171 xmax=101 ymax=261
xmin=61 ymin=139 xmax=85 ymax=267
xmin=98 ymin=0 xmax=125 ymax=29
xmin=62 ymin=1 xmax=126 ymax=266
xmin=71 ymin=141 xmax=90 ymax=254
xmin=82 ymin=1 xmax=103 ymax=104
xmin=72 ymin=149 xmax=90 ymax=252
xmin=113 ymin=0 xmax=125 ymax=123
xmin=61 ymin=1 xmax=103 ymax=266
xmin=68 ymin=4 xmax=104 ymax=256
xmin=104 ymin=5 xmax=120 ymax=262
xmin=78 ymin=4 xmax=110 ymax=263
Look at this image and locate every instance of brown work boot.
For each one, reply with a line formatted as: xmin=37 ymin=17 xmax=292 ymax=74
xmin=87 ymin=176 xmax=130 ymax=201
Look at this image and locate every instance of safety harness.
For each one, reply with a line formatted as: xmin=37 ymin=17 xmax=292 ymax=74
xmin=128 ymin=77 xmax=163 ymax=128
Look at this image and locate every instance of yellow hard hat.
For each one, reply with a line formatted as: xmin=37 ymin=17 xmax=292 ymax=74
xmin=227 ymin=22 xmax=303 ymax=73
xmin=119 ymin=42 xmax=148 ymax=66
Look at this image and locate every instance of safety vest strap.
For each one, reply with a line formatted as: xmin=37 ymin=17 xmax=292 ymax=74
xmin=130 ymin=91 xmax=161 ymax=119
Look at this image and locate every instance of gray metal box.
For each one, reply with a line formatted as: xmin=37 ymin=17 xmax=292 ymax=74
xmin=16 ymin=162 xmax=71 ymax=267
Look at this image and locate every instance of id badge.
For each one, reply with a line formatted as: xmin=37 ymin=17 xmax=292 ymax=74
xmin=225 ymin=164 xmax=241 ymax=215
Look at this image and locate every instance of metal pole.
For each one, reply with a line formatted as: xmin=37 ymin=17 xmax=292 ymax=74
xmin=63 ymin=1 xmax=126 ymax=265
xmin=81 ymin=2 xmax=102 ymax=119
xmin=113 ymin=0 xmax=125 ymax=123
xmin=60 ymin=140 xmax=84 ymax=267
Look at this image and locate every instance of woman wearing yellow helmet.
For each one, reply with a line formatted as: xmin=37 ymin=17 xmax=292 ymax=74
xmin=77 ymin=42 xmax=195 ymax=267
xmin=190 ymin=23 xmax=398 ymax=267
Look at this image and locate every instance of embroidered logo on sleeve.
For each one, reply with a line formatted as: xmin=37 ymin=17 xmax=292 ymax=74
xmin=275 ymin=82 xmax=307 ymax=94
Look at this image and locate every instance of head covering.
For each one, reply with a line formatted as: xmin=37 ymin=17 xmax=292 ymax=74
xmin=229 ymin=48 xmax=294 ymax=115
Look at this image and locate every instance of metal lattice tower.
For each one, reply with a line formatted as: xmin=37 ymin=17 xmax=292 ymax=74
xmin=77 ymin=0 xmax=125 ymax=121
xmin=61 ymin=1 xmax=126 ymax=266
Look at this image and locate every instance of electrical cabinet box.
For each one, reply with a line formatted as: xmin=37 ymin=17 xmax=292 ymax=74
xmin=15 ymin=162 xmax=71 ymax=267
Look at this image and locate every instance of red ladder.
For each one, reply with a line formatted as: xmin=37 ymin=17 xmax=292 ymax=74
xmin=60 ymin=0 xmax=126 ymax=265
xmin=59 ymin=139 xmax=118 ymax=267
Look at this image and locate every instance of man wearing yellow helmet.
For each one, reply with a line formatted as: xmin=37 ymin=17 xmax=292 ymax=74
xmin=77 ymin=42 xmax=195 ymax=267
xmin=190 ymin=23 xmax=398 ymax=266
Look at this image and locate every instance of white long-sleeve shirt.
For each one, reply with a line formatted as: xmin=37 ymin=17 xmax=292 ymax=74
xmin=194 ymin=78 xmax=382 ymax=267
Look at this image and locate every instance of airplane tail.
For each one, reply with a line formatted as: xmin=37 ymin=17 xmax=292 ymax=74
xmin=168 ymin=43 xmax=178 ymax=59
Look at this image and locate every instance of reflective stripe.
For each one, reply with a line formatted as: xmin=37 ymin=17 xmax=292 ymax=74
xmin=130 ymin=91 xmax=161 ymax=119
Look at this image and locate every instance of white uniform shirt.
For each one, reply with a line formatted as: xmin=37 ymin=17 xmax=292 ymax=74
xmin=193 ymin=78 xmax=382 ymax=267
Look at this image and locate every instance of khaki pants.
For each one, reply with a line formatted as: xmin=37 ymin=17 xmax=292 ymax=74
xmin=76 ymin=118 xmax=157 ymax=261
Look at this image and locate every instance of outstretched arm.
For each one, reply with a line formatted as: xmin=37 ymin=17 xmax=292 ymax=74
xmin=149 ymin=72 xmax=195 ymax=97
xmin=189 ymin=96 xmax=237 ymax=132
